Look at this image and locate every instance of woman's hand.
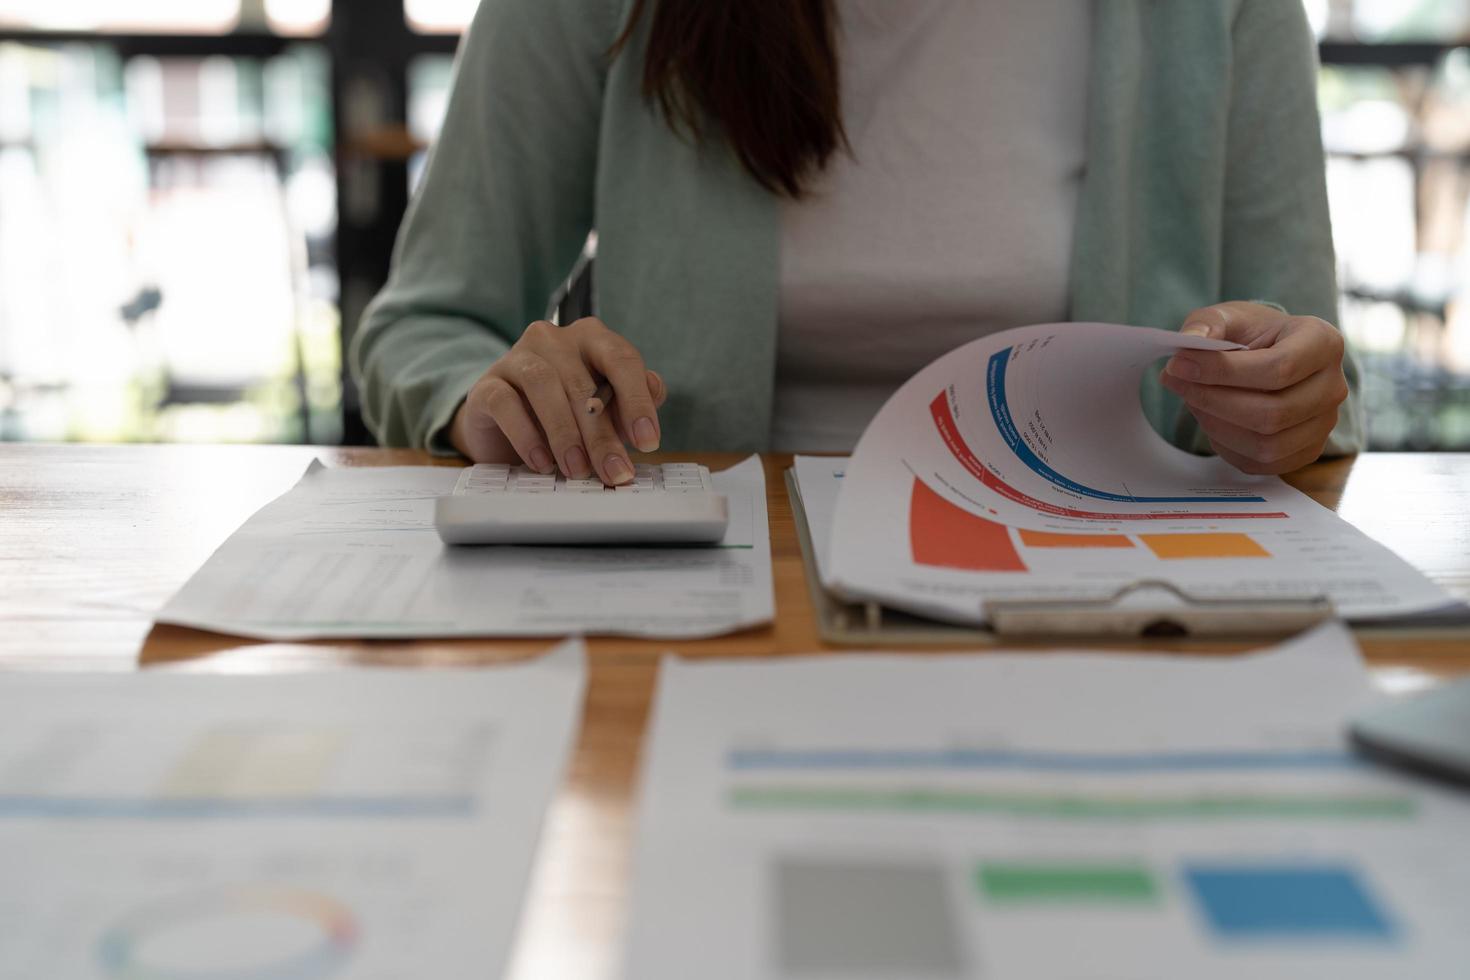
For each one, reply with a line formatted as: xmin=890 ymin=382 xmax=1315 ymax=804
xmin=1160 ymin=301 xmax=1349 ymax=475
xmin=450 ymin=318 xmax=666 ymax=485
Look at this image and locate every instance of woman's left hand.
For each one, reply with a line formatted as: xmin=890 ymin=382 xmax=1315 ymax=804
xmin=1160 ymin=301 xmax=1349 ymax=475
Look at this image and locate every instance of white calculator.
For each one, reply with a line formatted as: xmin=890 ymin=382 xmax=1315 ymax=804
xmin=434 ymin=462 xmax=730 ymax=545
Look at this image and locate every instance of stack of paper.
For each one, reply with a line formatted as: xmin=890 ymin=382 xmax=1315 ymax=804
xmin=624 ymin=624 xmax=1470 ymax=978
xmin=0 ymin=644 xmax=586 ymax=978
xmin=157 ymin=456 xmax=773 ymax=639
xmin=819 ymin=323 xmax=1458 ymax=625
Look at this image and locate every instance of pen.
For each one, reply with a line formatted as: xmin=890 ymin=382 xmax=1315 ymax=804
xmin=586 ymin=381 xmax=615 ymax=417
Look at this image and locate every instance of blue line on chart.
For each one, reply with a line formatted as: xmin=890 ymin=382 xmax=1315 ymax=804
xmin=0 ymin=795 xmax=478 ymax=819
xmin=986 ymin=348 xmax=1268 ymax=504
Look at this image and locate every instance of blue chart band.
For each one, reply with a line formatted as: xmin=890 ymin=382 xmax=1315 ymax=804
xmin=0 ymin=795 xmax=476 ymax=820
xmin=1183 ymin=866 xmax=1398 ymax=940
xmin=985 ymin=348 xmax=1267 ymax=504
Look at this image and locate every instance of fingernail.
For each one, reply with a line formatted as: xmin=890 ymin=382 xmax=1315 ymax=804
xmin=633 ymin=417 xmax=660 ymax=453
xmin=1181 ymin=322 xmax=1213 ymax=338
xmin=1167 ymin=357 xmax=1201 ymax=381
xmin=565 ymin=446 xmax=591 ymax=479
xmin=604 ymin=455 xmax=633 ymax=485
xmin=529 ymin=446 xmax=554 ymax=473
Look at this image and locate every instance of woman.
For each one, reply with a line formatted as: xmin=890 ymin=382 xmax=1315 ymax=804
xmin=352 ymin=0 xmax=1360 ymax=487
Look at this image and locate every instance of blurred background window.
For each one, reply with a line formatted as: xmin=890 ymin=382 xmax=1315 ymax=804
xmin=0 ymin=1 xmax=242 ymax=34
xmin=1311 ymin=0 xmax=1470 ymax=448
xmin=0 ymin=1 xmax=1468 ymax=449
xmin=265 ymin=0 xmax=331 ymax=37
xmin=405 ymin=0 xmax=477 ymax=35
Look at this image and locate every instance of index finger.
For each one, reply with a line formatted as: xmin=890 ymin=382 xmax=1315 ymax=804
xmin=577 ymin=324 xmax=661 ymax=452
xmin=1166 ymin=320 xmax=1336 ymax=391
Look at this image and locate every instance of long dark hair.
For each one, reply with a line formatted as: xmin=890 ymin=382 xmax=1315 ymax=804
xmin=613 ymin=0 xmax=846 ymax=198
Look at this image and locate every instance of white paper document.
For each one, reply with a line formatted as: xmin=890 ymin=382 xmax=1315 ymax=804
xmin=158 ymin=456 xmax=773 ymax=639
xmin=623 ymin=624 xmax=1470 ymax=979
xmin=0 ymin=642 xmax=586 ymax=980
xmin=827 ymin=323 xmax=1456 ymax=624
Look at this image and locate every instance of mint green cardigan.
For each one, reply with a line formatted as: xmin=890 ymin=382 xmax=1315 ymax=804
xmin=351 ymin=0 xmax=1363 ymax=456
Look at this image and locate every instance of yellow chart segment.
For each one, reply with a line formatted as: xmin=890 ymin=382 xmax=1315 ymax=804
xmin=1140 ymin=533 xmax=1271 ymax=560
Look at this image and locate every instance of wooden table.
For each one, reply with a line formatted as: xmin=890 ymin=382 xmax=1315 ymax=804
xmin=3 ymin=445 xmax=1469 ymax=978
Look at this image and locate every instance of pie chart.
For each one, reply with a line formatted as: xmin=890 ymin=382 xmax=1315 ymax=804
xmin=97 ymin=887 xmax=356 ymax=980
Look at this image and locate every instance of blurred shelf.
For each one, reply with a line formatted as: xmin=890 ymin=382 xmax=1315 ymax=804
xmin=1344 ymin=286 xmax=1451 ymax=318
xmin=343 ymin=126 xmax=427 ymax=163
xmin=1326 ymin=147 xmax=1470 ymax=162
xmin=0 ymin=30 xmax=300 ymax=58
xmin=0 ymin=27 xmax=458 ymax=57
xmin=1318 ymin=41 xmax=1466 ymax=68
xmin=144 ymin=139 xmax=290 ymax=161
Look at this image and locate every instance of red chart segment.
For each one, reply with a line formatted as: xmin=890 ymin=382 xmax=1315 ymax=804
xmin=910 ymin=479 xmax=1028 ymax=572
xmin=927 ymin=393 xmax=1288 ymax=522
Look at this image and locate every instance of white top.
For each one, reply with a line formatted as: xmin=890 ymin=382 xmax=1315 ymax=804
xmin=772 ymin=0 xmax=1092 ymax=452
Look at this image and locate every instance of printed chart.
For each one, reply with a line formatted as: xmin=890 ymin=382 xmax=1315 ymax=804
xmin=0 ymin=720 xmax=494 ymax=821
xmin=830 ymin=323 xmax=1456 ymax=622
xmin=623 ymin=626 xmax=1470 ymax=979
xmin=907 ymin=478 xmax=1273 ymax=573
xmin=97 ymin=888 xmax=358 ymax=980
xmin=0 ymin=645 xmax=586 ymax=980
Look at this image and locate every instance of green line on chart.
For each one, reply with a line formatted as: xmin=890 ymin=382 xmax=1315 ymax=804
xmin=977 ymin=863 xmax=1160 ymax=904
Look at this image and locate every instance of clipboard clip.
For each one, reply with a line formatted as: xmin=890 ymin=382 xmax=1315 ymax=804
xmin=982 ymin=580 xmax=1335 ymax=639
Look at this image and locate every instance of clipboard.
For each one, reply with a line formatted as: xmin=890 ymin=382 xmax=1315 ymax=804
xmin=785 ymin=468 xmax=1470 ymax=647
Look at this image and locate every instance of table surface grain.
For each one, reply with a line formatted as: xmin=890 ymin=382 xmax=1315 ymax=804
xmin=3 ymin=444 xmax=1469 ymax=979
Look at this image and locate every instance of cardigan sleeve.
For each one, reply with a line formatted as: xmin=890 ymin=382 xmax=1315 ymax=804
xmin=1179 ymin=0 xmax=1364 ymax=455
xmin=349 ymin=0 xmax=620 ymax=453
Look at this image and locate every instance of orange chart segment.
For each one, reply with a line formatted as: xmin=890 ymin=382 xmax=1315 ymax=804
xmin=1141 ymin=533 xmax=1271 ymax=560
xmin=910 ymin=480 xmax=1027 ymax=572
xmin=1018 ymin=529 xmax=1134 ymax=550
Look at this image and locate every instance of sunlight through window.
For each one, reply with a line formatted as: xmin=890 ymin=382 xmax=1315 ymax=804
xmin=0 ymin=0 xmax=240 ymax=33
xmin=265 ymin=0 xmax=329 ymax=37
xmin=405 ymin=0 xmax=478 ymax=34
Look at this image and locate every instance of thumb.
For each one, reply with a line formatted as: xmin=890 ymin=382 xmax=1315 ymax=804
xmin=1180 ymin=302 xmax=1283 ymax=346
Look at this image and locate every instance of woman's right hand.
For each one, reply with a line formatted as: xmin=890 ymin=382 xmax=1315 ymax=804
xmin=449 ymin=317 xmax=666 ymax=486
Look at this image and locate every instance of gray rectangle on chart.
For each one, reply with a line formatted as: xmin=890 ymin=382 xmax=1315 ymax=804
xmin=774 ymin=857 xmax=968 ymax=977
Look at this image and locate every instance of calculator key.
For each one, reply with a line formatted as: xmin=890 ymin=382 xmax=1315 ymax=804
xmin=451 ymin=462 xmax=717 ymax=505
